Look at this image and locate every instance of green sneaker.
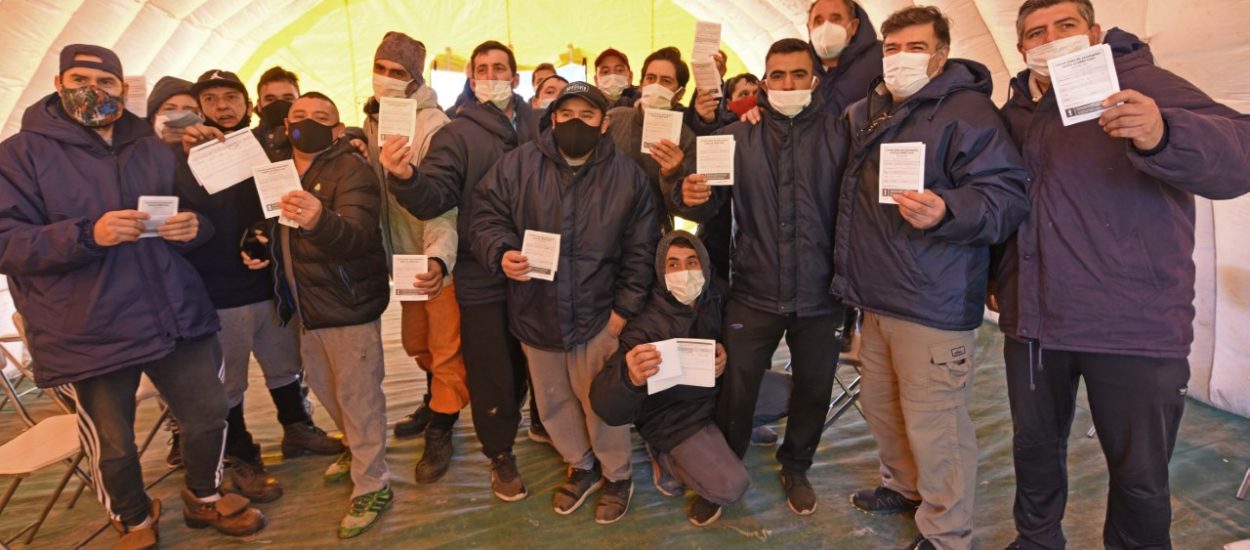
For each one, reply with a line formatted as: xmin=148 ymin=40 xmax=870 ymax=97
xmin=338 ymin=485 xmax=393 ymax=539
xmin=324 ymin=451 xmax=352 ymax=483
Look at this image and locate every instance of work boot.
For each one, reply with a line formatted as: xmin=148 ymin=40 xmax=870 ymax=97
xmin=281 ymin=421 xmax=344 ymax=458
xmin=223 ymin=453 xmax=283 ymax=503
xmin=180 ymin=488 xmax=266 ymax=536
xmin=394 ymin=395 xmax=433 ymax=439
xmin=112 ymin=499 xmax=160 ymax=550
xmin=415 ymin=424 xmax=454 ymax=484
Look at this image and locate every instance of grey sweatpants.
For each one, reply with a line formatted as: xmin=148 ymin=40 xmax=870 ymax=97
xmin=218 ymin=300 xmax=302 ymax=408
xmin=659 ymin=424 xmax=750 ymax=506
xmin=300 ymin=319 xmax=389 ymax=497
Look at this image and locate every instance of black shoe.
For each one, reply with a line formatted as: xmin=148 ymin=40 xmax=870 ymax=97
xmin=415 ymin=426 xmax=453 ymax=484
xmin=166 ymin=431 xmax=182 ymax=468
xmin=849 ymin=486 xmax=922 ymax=515
xmin=780 ymin=471 xmax=817 ymax=516
xmin=688 ymin=496 xmax=722 ymax=527
xmin=594 ymin=478 xmax=633 ymax=525
xmin=490 ymin=452 xmax=527 ymax=502
xmin=394 ymin=400 xmax=432 ymax=439
xmin=1003 ymin=542 xmax=1024 ymax=550
xmin=222 ymin=453 xmax=283 ymax=503
xmin=527 ymin=421 xmax=552 ymax=446
xmin=553 ymin=464 xmax=603 ymax=515
xmin=903 ymin=534 xmax=936 ymax=550
xmin=281 ymin=421 xmax=345 ymax=458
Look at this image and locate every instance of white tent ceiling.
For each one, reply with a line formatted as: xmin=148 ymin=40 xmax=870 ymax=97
xmin=0 ymin=0 xmax=1247 ymax=417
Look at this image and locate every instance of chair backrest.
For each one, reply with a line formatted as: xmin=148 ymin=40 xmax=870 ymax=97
xmin=5 ymin=312 xmax=74 ymax=415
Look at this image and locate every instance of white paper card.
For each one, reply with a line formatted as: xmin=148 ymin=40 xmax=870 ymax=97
xmin=137 ymin=195 xmax=178 ymax=238
xmin=647 ymin=338 xmax=717 ymax=395
xmin=251 ymin=160 xmax=303 ymax=228
xmin=878 ymin=142 xmax=926 ymax=204
xmin=641 ymin=109 xmax=682 ymax=155
xmin=697 ymin=135 xmax=735 ymax=186
xmin=1048 ymin=43 xmax=1120 ymax=127
xmin=378 ymin=97 xmax=418 ymax=145
xmin=188 ymin=129 xmax=272 ymax=194
xmin=123 ymin=76 xmax=148 ymax=119
xmin=692 ymin=21 xmax=722 ymax=61
xmin=521 ymin=230 xmax=561 ymax=282
xmin=691 ymin=60 xmax=723 ymax=98
xmin=392 ymin=254 xmax=429 ymax=302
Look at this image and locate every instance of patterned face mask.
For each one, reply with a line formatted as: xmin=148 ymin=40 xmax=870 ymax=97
xmin=59 ymin=84 xmax=125 ymax=128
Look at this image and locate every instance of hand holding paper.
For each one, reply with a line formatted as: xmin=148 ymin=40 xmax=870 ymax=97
xmin=641 ymin=109 xmax=682 ymax=155
xmin=393 ymin=254 xmax=430 ymax=301
xmin=191 ymin=129 xmax=272 ymax=193
xmin=878 ymin=142 xmax=925 ymax=204
xmin=646 ymin=338 xmax=717 ymax=395
xmin=521 ymin=230 xmax=561 ymax=281
xmin=378 ymin=97 xmax=418 ymax=146
xmin=1048 ymin=43 xmax=1120 ymax=126
xmin=137 ymin=195 xmax=178 ymax=238
xmin=252 ymin=160 xmax=304 ymax=228
xmin=697 ymin=135 xmax=735 ymax=186
xmin=1098 ymin=89 xmax=1166 ymax=150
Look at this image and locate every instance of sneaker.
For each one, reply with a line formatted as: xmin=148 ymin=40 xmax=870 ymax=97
xmin=165 ymin=432 xmax=182 ymax=468
xmin=394 ymin=401 xmax=432 ymax=439
xmin=749 ymin=425 xmax=779 ymax=446
xmin=646 ymin=444 xmax=684 ymax=497
xmin=594 ymin=478 xmax=633 ymax=525
xmin=281 ymin=421 xmax=345 ymax=458
xmin=553 ymin=464 xmax=604 ymax=515
xmin=688 ymin=496 xmax=722 ymax=527
xmin=528 ymin=423 xmax=553 ymax=446
xmin=415 ymin=426 xmax=454 ymax=484
xmin=905 ymin=534 xmax=937 ymax=550
xmin=324 ymin=451 xmax=352 ymax=483
xmin=490 ymin=452 xmax=528 ymax=502
xmin=780 ymin=471 xmax=817 ymax=516
xmin=337 ymin=485 xmax=393 ymax=539
xmin=223 ymin=455 xmax=283 ymax=503
xmin=180 ymin=488 xmax=266 ymax=536
xmin=849 ymin=486 xmax=921 ymax=515
xmin=112 ymin=499 xmax=160 ymax=550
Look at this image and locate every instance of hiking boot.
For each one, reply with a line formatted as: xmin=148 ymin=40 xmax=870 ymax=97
xmin=415 ymin=426 xmax=454 ymax=484
xmin=180 ymin=488 xmax=266 ymax=536
xmin=780 ymin=471 xmax=817 ymax=515
xmin=750 ymin=425 xmax=779 ymax=446
xmin=112 ymin=499 xmax=160 ymax=550
xmin=324 ymin=450 xmax=352 ymax=483
xmin=553 ymin=464 xmax=603 ymax=515
xmin=281 ymin=421 xmax=344 ymax=458
xmin=594 ymin=478 xmax=633 ymax=525
xmin=490 ymin=452 xmax=528 ymax=502
xmin=646 ymin=444 xmax=684 ymax=497
xmin=223 ymin=454 xmax=283 ymax=503
xmin=688 ymin=496 xmax=722 ymax=527
xmin=338 ymin=485 xmax=393 ymax=539
xmin=849 ymin=486 xmax=921 ymax=515
xmin=394 ymin=399 xmax=432 ymax=439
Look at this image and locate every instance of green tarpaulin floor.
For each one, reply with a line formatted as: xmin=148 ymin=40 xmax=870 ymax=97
xmin=2 ymin=305 xmax=1248 ymax=549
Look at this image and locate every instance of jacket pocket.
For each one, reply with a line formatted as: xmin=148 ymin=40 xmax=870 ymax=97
xmin=1109 ymin=231 xmax=1163 ymax=293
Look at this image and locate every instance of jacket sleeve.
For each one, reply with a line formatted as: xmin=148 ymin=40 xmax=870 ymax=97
xmin=303 ymin=158 xmax=381 ymax=261
xmin=423 ymin=207 xmax=459 ymax=274
xmin=1124 ymin=67 xmax=1250 ymax=200
xmin=469 ymin=156 xmax=522 ymax=276
xmin=928 ymin=103 xmax=1031 ymax=246
xmin=613 ymin=174 xmax=661 ymax=320
xmin=684 ymin=90 xmax=730 ymax=137
xmin=164 ymin=210 xmax=216 ymax=253
xmin=665 ymin=149 xmax=731 ymax=224
xmin=0 ymin=142 xmax=106 ymax=276
xmin=590 ymin=322 xmax=650 ymax=426
xmin=387 ymin=125 xmax=468 ymax=221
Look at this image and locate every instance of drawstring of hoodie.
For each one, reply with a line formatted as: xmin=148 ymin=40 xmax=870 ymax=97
xmin=1026 ymin=338 xmax=1045 ymax=391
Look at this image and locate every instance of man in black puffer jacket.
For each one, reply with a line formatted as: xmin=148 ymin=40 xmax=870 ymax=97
xmin=590 ymin=231 xmax=746 ymax=527
xmin=242 ymin=92 xmax=392 ymax=540
xmin=472 ymin=82 xmax=659 ymax=525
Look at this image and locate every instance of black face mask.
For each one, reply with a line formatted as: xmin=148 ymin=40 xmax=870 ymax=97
xmin=204 ymin=112 xmax=251 ymax=133
xmin=258 ymin=99 xmax=292 ymax=129
xmin=552 ymin=118 xmax=601 ymax=159
xmin=288 ymin=119 xmax=335 ymax=154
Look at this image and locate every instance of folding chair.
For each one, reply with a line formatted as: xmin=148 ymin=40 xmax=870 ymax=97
xmin=825 ymin=307 xmax=865 ymax=430
xmin=1237 ymin=466 xmax=1250 ymax=501
xmin=0 ymin=361 xmax=85 ymax=545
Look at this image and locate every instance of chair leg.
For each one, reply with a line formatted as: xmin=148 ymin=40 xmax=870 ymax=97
xmin=68 ymin=479 xmax=87 ymax=509
xmin=1237 ymin=466 xmax=1250 ymax=501
xmin=137 ymin=406 xmax=170 ymax=457
xmin=0 ymin=477 xmax=21 ymax=516
xmin=23 ymin=451 xmax=84 ymax=544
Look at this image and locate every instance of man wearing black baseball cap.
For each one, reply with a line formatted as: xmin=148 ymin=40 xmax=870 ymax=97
xmin=472 ymin=81 xmax=660 ymax=525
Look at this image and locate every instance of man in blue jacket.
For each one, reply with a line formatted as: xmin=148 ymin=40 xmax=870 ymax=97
xmin=997 ymin=1 xmax=1250 ymax=548
xmin=671 ymin=38 xmax=849 ymax=516
xmin=832 ymin=8 xmax=1030 ymax=550
xmin=472 ymin=82 xmax=659 ymax=525
xmin=808 ymin=0 xmax=883 ymax=117
xmin=0 ymin=44 xmax=265 ymax=548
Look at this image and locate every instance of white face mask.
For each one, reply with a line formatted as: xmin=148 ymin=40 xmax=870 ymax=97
xmin=474 ymin=79 xmax=513 ymax=110
xmin=639 ymin=83 xmax=677 ymax=110
xmin=810 ymin=22 xmax=850 ymax=60
xmin=883 ymin=52 xmax=933 ymax=100
xmin=767 ymin=88 xmax=813 ymax=118
xmin=373 ymin=73 xmax=412 ymax=99
xmin=1025 ymin=34 xmax=1092 ymax=79
xmin=537 ymin=97 xmax=555 ymax=109
xmin=597 ymin=74 xmax=630 ymax=101
xmin=665 ymin=269 xmax=705 ymax=305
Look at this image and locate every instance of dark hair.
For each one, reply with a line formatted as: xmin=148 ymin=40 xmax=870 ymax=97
xmin=298 ymin=91 xmax=337 ymax=110
xmin=471 ymin=40 xmax=518 ymax=76
xmin=668 ymin=237 xmax=696 ymax=251
xmin=724 ymin=73 xmax=759 ymax=97
xmin=881 ymin=6 xmax=952 ymax=48
xmin=536 ymin=74 xmax=568 ymax=91
xmin=765 ymin=38 xmax=814 ymax=65
xmin=257 ymin=65 xmax=299 ymax=96
xmin=641 ymin=47 xmax=690 ymax=89
xmin=807 ymin=0 xmax=856 ymax=21
xmin=533 ymin=62 xmax=556 ymax=74
xmin=1015 ymin=0 xmax=1095 ymax=40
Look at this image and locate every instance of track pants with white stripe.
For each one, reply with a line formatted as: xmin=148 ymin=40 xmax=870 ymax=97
xmin=68 ymin=334 xmax=228 ymax=526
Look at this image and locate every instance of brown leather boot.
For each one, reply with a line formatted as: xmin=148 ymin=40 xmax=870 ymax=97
xmin=180 ymin=488 xmax=266 ymax=536
xmin=112 ymin=499 xmax=160 ymax=550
